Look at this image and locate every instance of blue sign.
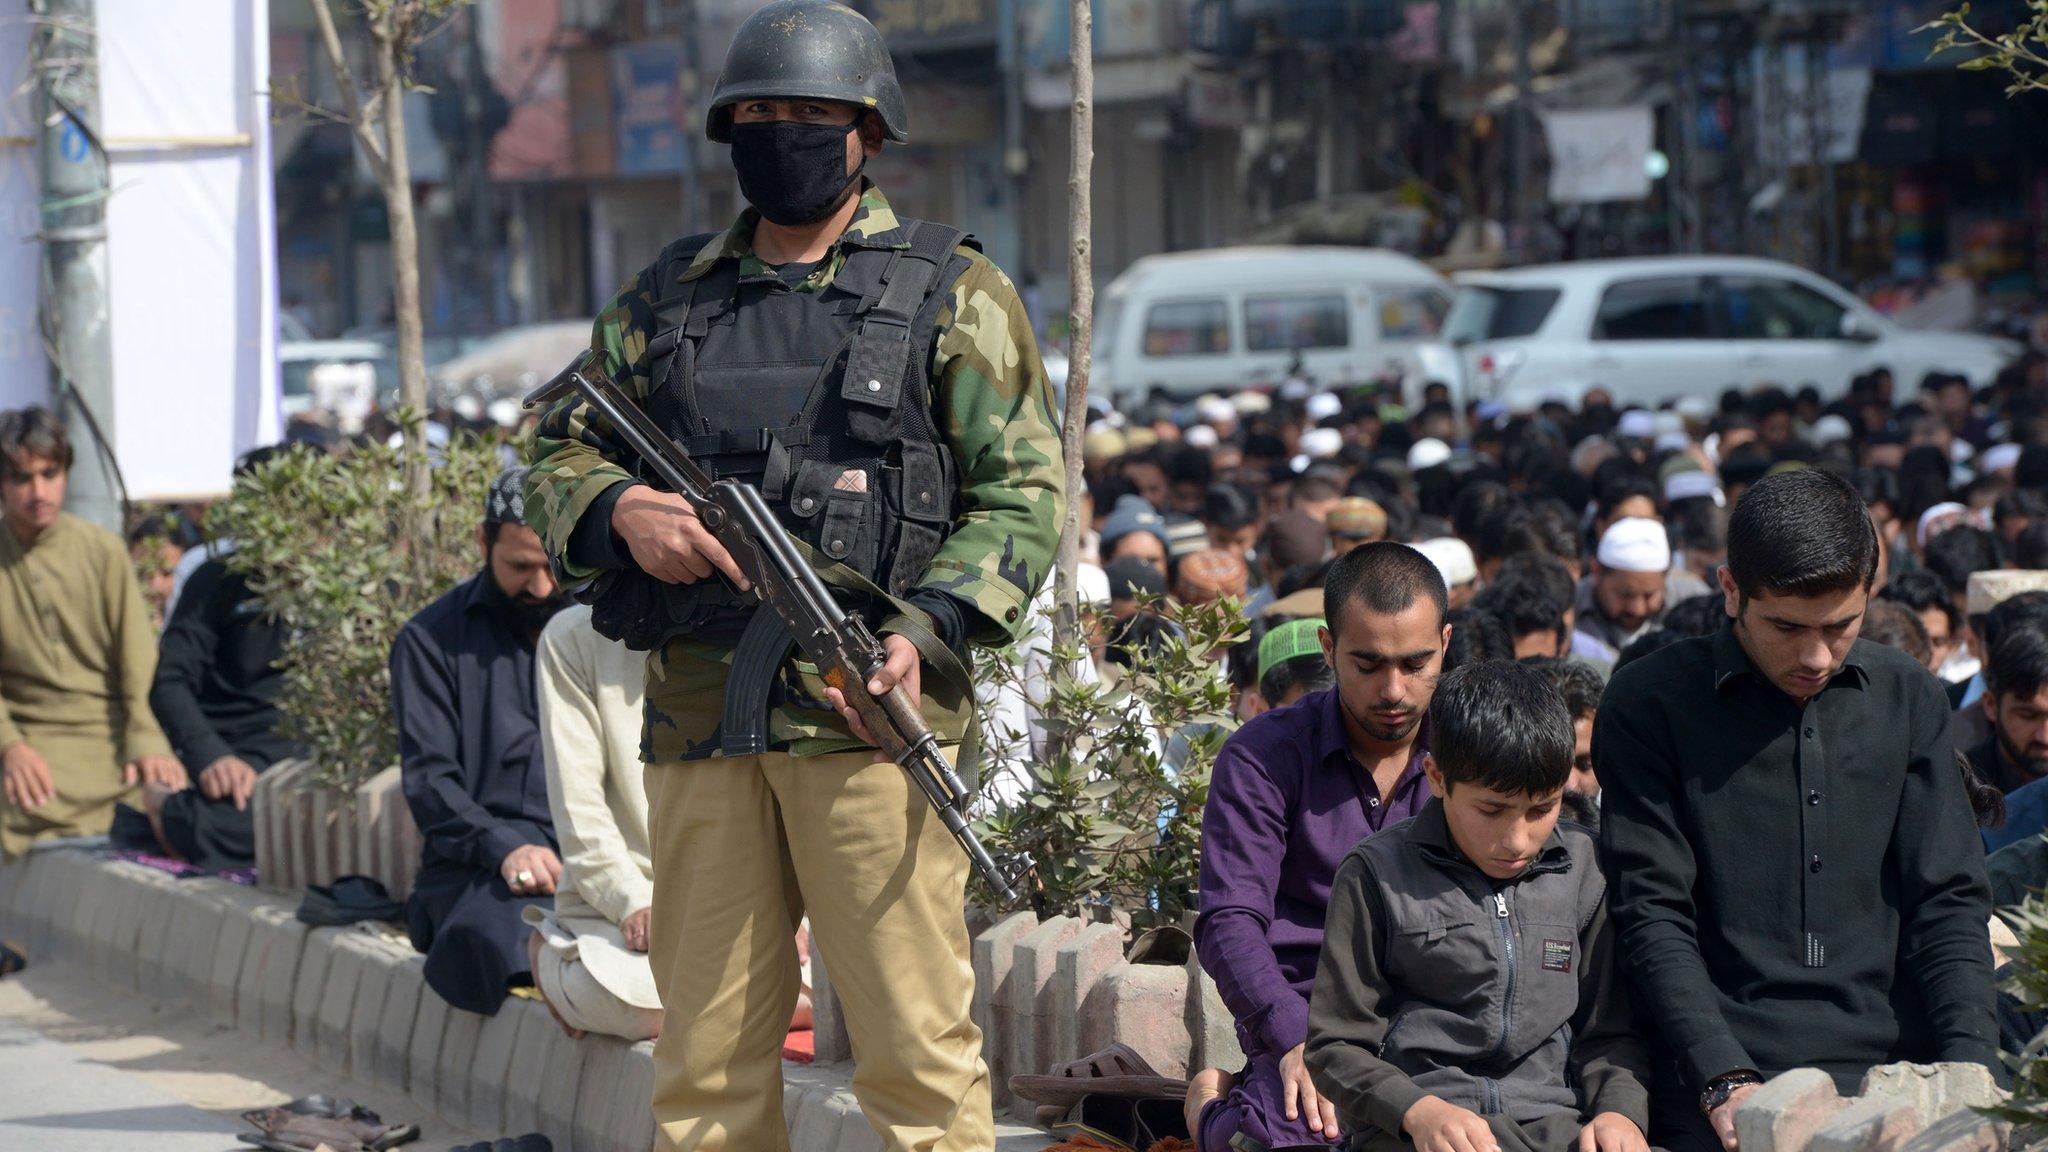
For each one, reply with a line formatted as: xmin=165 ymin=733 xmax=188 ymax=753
xmin=611 ymin=42 xmax=685 ymax=176
xmin=59 ymin=119 xmax=87 ymax=163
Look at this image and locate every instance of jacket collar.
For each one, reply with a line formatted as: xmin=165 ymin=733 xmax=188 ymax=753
xmin=679 ymin=181 xmax=911 ymax=287
xmin=1409 ymin=796 xmax=1573 ymax=882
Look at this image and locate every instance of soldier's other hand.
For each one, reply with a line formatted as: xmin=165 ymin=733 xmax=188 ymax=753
xmin=612 ymin=485 xmax=751 ymax=591
xmin=1 ymin=741 xmax=55 ymax=811
xmin=124 ymin=754 xmax=189 ymax=792
xmin=823 ymin=633 xmax=921 ymax=753
xmin=621 ymin=906 xmax=652 ymax=953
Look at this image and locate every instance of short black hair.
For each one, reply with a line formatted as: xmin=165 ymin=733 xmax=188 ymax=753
xmin=1860 ymin=599 xmax=1933 ymax=668
xmin=1986 ymin=622 xmax=2048 ymax=701
xmin=2018 ymin=523 xmax=2048 ymax=572
xmin=1477 ymin=504 xmax=1581 ymax=568
xmin=1596 ymin=472 xmax=1660 ymax=521
xmin=1472 ymin=571 xmax=1567 ymax=649
xmin=1853 ymin=466 xmax=1902 ymax=516
xmin=1994 ymin=488 xmax=2048 ymax=529
xmin=1661 ymin=593 xmax=1727 ymax=637
xmin=1452 ymin=481 xmax=1512 ymax=547
xmin=1429 ymin=660 xmax=1574 ymax=796
xmin=0 ymin=406 xmax=73 ymax=472
xmin=1324 ymin=541 xmax=1449 ymax=636
xmin=1984 ymin=591 xmax=2048 ymax=653
xmin=1530 ymin=657 xmax=1604 ymax=722
xmin=1923 ymin=526 xmax=2005 ymax=598
xmin=1880 ymin=570 xmax=1961 ymax=633
xmin=1725 ymin=468 xmax=1878 ymax=601
xmin=1672 ymin=499 xmax=1727 ymax=556
xmin=1202 ymin=483 xmax=1258 ymax=532
xmin=1442 ymin=608 xmax=1512 ymax=672
xmin=1260 ymin=654 xmax=1336 ymax=706
xmin=1168 ymin=445 xmax=1213 ymax=487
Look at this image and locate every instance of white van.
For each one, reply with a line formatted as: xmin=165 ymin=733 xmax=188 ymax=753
xmin=1433 ymin=256 xmax=2022 ymax=412
xmin=1093 ymin=247 xmax=1455 ymax=403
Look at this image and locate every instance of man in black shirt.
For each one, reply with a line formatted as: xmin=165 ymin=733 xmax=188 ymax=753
xmin=129 ymin=553 xmax=300 ymax=868
xmin=392 ymin=467 xmax=569 ymax=1015
xmin=1597 ymin=468 xmax=1998 ymax=1152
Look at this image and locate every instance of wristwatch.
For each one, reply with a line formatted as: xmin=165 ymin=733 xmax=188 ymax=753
xmin=1699 ymin=1071 xmax=1764 ymax=1117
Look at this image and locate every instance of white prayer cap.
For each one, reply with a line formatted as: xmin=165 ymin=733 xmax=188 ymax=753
xmin=1809 ymin=414 xmax=1853 ymax=447
xmin=1655 ymin=431 xmax=1692 ymax=453
xmin=1916 ymin=501 xmax=1973 ymax=549
xmin=1197 ymin=395 xmax=1235 ymax=424
xmin=1279 ymin=378 xmax=1313 ymax=402
xmin=1664 ymin=470 xmax=1722 ymax=505
xmin=1951 ymin=439 xmax=1976 ymax=464
xmin=1981 ymin=443 xmax=2023 ymax=474
xmin=1415 ymin=537 xmax=1478 ymax=588
xmin=1597 ymin=517 xmax=1672 ymax=573
xmin=1675 ymin=396 xmax=1713 ymax=421
xmin=1653 ymin=411 xmax=1685 ymax=437
xmin=1232 ymin=391 xmax=1272 ymax=415
xmin=1305 ymin=392 xmax=1343 ymax=421
xmin=1407 ymin=437 xmax=1452 ymax=471
xmin=1300 ymin=427 xmax=1343 ymax=460
xmin=1617 ymin=410 xmax=1657 ymax=440
xmin=1184 ymin=424 xmax=1220 ymax=450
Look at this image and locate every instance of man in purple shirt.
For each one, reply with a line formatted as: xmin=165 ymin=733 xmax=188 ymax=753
xmin=1190 ymin=542 xmax=1451 ymax=1151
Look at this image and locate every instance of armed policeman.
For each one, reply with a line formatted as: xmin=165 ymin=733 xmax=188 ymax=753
xmin=524 ymin=3 xmax=1064 ymax=1149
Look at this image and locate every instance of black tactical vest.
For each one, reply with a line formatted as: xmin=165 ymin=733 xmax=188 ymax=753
xmin=590 ymin=218 xmax=973 ymax=651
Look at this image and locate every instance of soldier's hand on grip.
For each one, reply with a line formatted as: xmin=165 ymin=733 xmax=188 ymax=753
xmin=612 ymin=485 xmax=752 ymax=590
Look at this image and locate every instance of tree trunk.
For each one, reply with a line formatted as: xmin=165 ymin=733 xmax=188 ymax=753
xmin=1050 ymin=0 xmax=1094 ymax=658
xmin=369 ymin=14 xmax=432 ymax=555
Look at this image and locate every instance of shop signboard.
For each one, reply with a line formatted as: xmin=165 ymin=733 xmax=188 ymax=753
xmin=855 ymin=0 xmax=999 ymax=51
xmin=611 ymin=41 xmax=686 ymax=175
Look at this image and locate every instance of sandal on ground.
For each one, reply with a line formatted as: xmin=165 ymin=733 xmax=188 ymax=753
xmin=1010 ymin=1042 xmax=1190 ymax=1107
xmin=237 ymin=1100 xmax=420 ymax=1151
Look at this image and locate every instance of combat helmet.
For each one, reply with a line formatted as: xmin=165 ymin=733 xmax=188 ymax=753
xmin=705 ymin=0 xmax=908 ymax=144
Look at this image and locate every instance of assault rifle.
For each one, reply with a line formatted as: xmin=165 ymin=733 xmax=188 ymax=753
xmin=526 ymin=351 xmax=1026 ymax=903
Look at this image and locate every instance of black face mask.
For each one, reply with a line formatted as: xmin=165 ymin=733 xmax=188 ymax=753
xmin=729 ymin=119 xmax=864 ymax=227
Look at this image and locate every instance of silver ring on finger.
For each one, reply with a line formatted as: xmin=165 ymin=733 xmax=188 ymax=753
xmin=515 ymin=869 xmax=535 ymax=888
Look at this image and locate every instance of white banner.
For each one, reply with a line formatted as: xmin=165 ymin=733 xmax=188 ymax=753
xmin=1540 ymin=106 xmax=1654 ymax=205
xmin=0 ymin=1 xmax=278 ymax=499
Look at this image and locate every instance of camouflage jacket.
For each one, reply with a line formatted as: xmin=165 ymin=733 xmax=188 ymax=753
xmin=526 ymin=184 xmax=1065 ymax=763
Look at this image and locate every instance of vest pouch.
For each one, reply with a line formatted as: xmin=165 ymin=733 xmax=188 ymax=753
xmin=787 ymin=459 xmax=879 ymax=575
xmin=692 ymin=361 xmax=822 ymax=437
xmin=840 ymin=327 xmax=908 ymax=445
xmin=881 ymin=445 xmax=953 ymax=595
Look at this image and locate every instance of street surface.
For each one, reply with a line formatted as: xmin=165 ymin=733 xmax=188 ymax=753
xmin=0 ymin=961 xmax=494 ymax=1151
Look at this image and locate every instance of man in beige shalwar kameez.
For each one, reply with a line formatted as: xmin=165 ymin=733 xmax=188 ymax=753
xmin=0 ymin=407 xmax=186 ymax=858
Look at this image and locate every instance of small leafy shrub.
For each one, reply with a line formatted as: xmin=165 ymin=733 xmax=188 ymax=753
xmin=209 ymin=432 xmax=506 ymax=791
xmin=973 ymin=594 xmax=1245 ymax=927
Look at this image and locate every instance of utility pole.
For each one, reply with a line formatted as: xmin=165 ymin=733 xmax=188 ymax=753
xmin=677 ymin=0 xmax=705 ymax=232
xmin=32 ymin=0 xmax=120 ymax=531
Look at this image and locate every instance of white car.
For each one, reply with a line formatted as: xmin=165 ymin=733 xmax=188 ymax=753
xmin=1093 ymin=246 xmax=1454 ymax=404
xmin=1435 ymin=256 xmax=2022 ymax=411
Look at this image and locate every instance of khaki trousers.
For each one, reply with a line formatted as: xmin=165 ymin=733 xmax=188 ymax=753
xmin=642 ymin=748 xmax=991 ymax=1152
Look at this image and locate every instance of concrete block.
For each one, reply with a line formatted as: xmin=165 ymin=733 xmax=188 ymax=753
xmin=252 ymin=758 xmax=313 ymax=892
xmin=1188 ymin=961 xmax=1244 ymax=1075
xmin=353 ymin=767 xmax=420 ymax=903
xmin=468 ymin=996 xmax=543 ymax=1132
xmin=1007 ymin=915 xmax=1081 ymax=1086
xmin=89 ymin=862 xmax=166 ymax=991
xmin=38 ymin=850 xmax=94 ymax=954
xmin=241 ymin=903 xmax=310 ymax=1047
xmin=0 ymin=852 xmax=28 ymax=917
xmin=74 ymin=861 xmax=133 ymax=981
xmin=164 ymin=884 xmax=230 ymax=1005
xmin=1098 ymin=962 xmax=1191 ymax=1079
xmin=200 ymin=890 xmax=269 ymax=1029
xmin=788 ymin=1083 xmax=847 ymax=1151
xmin=314 ymin=932 xmax=379 ymax=1074
xmin=1736 ymin=1068 xmax=1847 ymax=1152
xmin=346 ymin=943 xmax=396 ymax=1083
xmin=572 ymin=1036 xmax=640 ymax=1152
xmin=15 ymin=851 xmax=61 ymax=956
xmin=535 ymin=1013 xmax=588 ymax=1151
xmin=1811 ymin=1095 xmax=1924 ymax=1152
xmin=407 ymin=985 xmax=453 ymax=1115
xmin=291 ymin=928 xmax=343 ymax=1060
xmin=432 ymin=1006 xmax=485 ymax=1123
xmin=1895 ymin=1109 xmax=2006 ymax=1152
xmin=616 ymin=1042 xmax=658 ymax=1152
xmin=132 ymin=875 xmax=186 ymax=1002
xmin=830 ymin=1091 xmax=885 ymax=1152
xmin=973 ymin=911 xmax=1037 ymax=1111
xmin=1860 ymin=1064 xmax=2009 ymax=1125
xmin=500 ymin=1003 xmax=557 ymax=1137
xmin=1053 ymin=922 xmax=1126 ymax=1068
xmin=811 ymin=939 xmax=854 ymax=1065
xmin=369 ymin=954 xmax=427 ymax=1091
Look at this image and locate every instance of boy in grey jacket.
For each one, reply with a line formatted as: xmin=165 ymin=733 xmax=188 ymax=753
xmin=1306 ymin=661 xmax=1651 ymax=1152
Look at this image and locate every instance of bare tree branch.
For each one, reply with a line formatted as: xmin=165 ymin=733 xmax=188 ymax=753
xmin=308 ymin=0 xmax=391 ymax=185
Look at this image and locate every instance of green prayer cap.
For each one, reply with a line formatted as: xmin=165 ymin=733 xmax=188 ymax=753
xmin=1258 ymin=617 xmax=1327 ymax=684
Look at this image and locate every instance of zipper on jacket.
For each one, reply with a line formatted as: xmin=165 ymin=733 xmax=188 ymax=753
xmin=1493 ymin=890 xmax=1516 ymax=1060
xmin=1484 ymin=1076 xmax=1501 ymax=1115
